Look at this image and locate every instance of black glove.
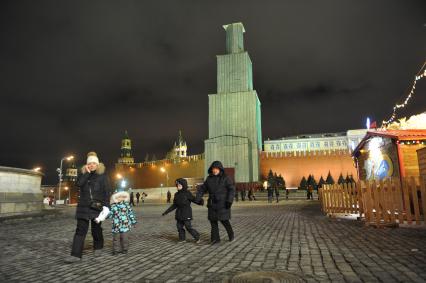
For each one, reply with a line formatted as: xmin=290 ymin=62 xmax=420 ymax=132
xmin=225 ymin=202 xmax=232 ymax=209
xmin=198 ymin=199 xmax=204 ymax=206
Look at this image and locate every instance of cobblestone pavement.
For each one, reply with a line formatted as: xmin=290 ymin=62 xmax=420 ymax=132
xmin=1 ymin=201 xmax=426 ymax=283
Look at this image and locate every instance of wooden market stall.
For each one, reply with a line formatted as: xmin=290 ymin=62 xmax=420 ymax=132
xmin=352 ymin=130 xmax=426 ymax=182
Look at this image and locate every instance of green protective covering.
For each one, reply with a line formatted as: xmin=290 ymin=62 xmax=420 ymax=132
xmin=205 ymin=23 xmax=262 ymax=182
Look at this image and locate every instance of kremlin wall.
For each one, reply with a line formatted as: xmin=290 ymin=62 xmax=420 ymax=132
xmin=114 ymin=131 xmax=360 ymax=190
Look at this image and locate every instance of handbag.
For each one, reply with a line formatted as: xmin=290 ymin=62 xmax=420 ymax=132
xmin=88 ymin=181 xmax=103 ymax=212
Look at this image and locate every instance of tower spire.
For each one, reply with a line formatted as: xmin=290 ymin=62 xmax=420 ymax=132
xmin=118 ymin=130 xmax=134 ymax=164
xmin=223 ymin=23 xmax=245 ymax=54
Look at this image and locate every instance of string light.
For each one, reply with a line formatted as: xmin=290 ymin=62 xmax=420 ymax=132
xmin=397 ymin=140 xmax=426 ymax=145
xmin=382 ymin=62 xmax=426 ymax=127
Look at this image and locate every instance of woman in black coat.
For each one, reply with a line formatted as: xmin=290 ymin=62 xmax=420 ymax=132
xmin=65 ymin=152 xmax=111 ymax=263
xmin=162 ymin=178 xmax=201 ymax=243
xmin=196 ymin=161 xmax=235 ymax=244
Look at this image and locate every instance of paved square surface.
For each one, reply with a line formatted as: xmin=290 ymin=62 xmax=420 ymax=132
xmin=1 ymin=201 xmax=426 ymax=282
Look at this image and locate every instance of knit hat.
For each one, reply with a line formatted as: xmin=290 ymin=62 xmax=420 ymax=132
xmin=86 ymin=152 xmax=100 ymax=165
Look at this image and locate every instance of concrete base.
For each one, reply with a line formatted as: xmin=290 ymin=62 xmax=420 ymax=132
xmin=0 ymin=166 xmax=44 ymax=216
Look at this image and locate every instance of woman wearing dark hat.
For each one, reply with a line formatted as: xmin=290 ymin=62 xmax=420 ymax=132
xmin=64 ymin=152 xmax=111 ymax=263
xmin=195 ymin=161 xmax=236 ymax=244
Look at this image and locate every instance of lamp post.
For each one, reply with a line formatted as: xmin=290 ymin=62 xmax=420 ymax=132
xmin=116 ymin=173 xmax=126 ymax=191
xmin=160 ymin=167 xmax=169 ymax=200
xmin=57 ymin=155 xmax=74 ymax=203
xmin=160 ymin=167 xmax=169 ymax=186
xmin=64 ymin=186 xmax=70 ymax=204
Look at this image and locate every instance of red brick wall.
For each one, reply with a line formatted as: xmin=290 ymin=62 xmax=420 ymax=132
xmin=114 ymin=158 xmax=205 ymax=189
xmin=114 ymin=151 xmax=358 ymax=189
xmin=259 ymin=150 xmax=357 ymax=187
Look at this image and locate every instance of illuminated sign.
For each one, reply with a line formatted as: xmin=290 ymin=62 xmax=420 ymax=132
xmin=364 ymin=137 xmax=394 ymax=180
xmin=365 ymin=153 xmax=394 ymax=180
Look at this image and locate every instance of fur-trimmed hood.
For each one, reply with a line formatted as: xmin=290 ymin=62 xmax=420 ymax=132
xmin=80 ymin=163 xmax=106 ymax=175
xmin=111 ymin=191 xmax=130 ymax=204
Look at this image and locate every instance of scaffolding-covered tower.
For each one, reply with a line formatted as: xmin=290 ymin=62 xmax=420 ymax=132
xmin=204 ymin=22 xmax=262 ymax=182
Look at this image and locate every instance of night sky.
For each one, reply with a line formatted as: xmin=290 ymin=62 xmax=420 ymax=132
xmin=1 ymin=0 xmax=425 ymax=184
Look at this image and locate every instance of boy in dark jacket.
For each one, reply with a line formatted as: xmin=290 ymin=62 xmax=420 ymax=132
xmin=162 ymin=178 xmax=202 ymax=243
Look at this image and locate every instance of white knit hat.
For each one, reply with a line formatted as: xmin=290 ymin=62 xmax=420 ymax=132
xmin=86 ymin=152 xmax=100 ymax=165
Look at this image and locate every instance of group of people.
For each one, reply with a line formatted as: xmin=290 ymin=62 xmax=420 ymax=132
xmin=234 ymin=188 xmax=256 ymax=202
xmin=64 ymin=153 xmax=236 ymax=263
xmin=129 ymin=191 xmax=147 ymax=206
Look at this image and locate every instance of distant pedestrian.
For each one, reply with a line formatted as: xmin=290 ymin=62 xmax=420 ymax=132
xmin=248 ymin=188 xmax=253 ymax=201
xmin=235 ymin=190 xmax=239 ymax=202
xmin=141 ymin=192 xmax=147 ymax=203
xmin=275 ymin=188 xmax=280 ymax=203
xmin=285 ymin=188 xmax=289 ymax=200
xmin=162 ymin=178 xmax=202 ymax=243
xmin=307 ymin=185 xmax=313 ymax=200
xmin=129 ymin=192 xmax=135 ymax=206
xmin=136 ymin=192 xmax=141 ymax=205
xmin=167 ymin=190 xmax=172 ymax=203
xmin=241 ymin=189 xmax=247 ymax=201
xmin=267 ymin=184 xmax=273 ymax=203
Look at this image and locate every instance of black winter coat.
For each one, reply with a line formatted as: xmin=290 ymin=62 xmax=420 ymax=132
xmin=75 ymin=163 xmax=111 ymax=220
xmin=163 ymin=179 xmax=197 ymax=221
xmin=196 ymin=161 xmax=236 ymax=221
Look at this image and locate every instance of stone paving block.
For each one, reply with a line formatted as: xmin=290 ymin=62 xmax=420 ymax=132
xmin=0 ymin=201 xmax=425 ymax=282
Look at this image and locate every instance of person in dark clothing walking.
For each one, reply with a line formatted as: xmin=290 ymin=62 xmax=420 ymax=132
xmin=241 ymin=188 xmax=246 ymax=201
xmin=167 ymin=190 xmax=172 ymax=203
xmin=162 ymin=178 xmax=202 ymax=243
xmin=135 ymin=192 xmax=141 ymax=205
xmin=196 ymin=161 xmax=235 ymax=244
xmin=129 ymin=191 xmax=135 ymax=206
xmin=307 ymin=185 xmax=314 ymax=200
xmin=274 ymin=187 xmax=280 ymax=203
xmin=267 ymin=184 xmax=273 ymax=203
xmin=248 ymin=188 xmax=254 ymax=201
xmin=65 ymin=152 xmax=111 ymax=263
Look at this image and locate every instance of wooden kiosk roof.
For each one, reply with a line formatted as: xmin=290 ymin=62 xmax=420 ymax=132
xmin=353 ymin=129 xmax=426 ymax=156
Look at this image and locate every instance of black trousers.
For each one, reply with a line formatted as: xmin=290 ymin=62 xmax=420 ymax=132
xmin=176 ymin=220 xmax=199 ymax=240
xmin=71 ymin=218 xmax=104 ymax=258
xmin=210 ymin=220 xmax=234 ymax=241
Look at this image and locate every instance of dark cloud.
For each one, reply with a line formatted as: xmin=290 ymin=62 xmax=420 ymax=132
xmin=0 ymin=0 xmax=425 ymax=183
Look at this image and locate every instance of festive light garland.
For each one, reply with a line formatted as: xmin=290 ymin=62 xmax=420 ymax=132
xmin=382 ymin=62 xmax=426 ymax=127
xmin=396 ymin=140 xmax=426 ymax=145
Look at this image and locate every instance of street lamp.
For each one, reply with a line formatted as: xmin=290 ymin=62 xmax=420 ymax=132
xmin=160 ymin=167 xmax=169 ymax=187
xmin=160 ymin=167 xmax=169 ymax=200
xmin=57 ymin=155 xmax=74 ymax=204
xmin=64 ymin=186 xmax=70 ymax=204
